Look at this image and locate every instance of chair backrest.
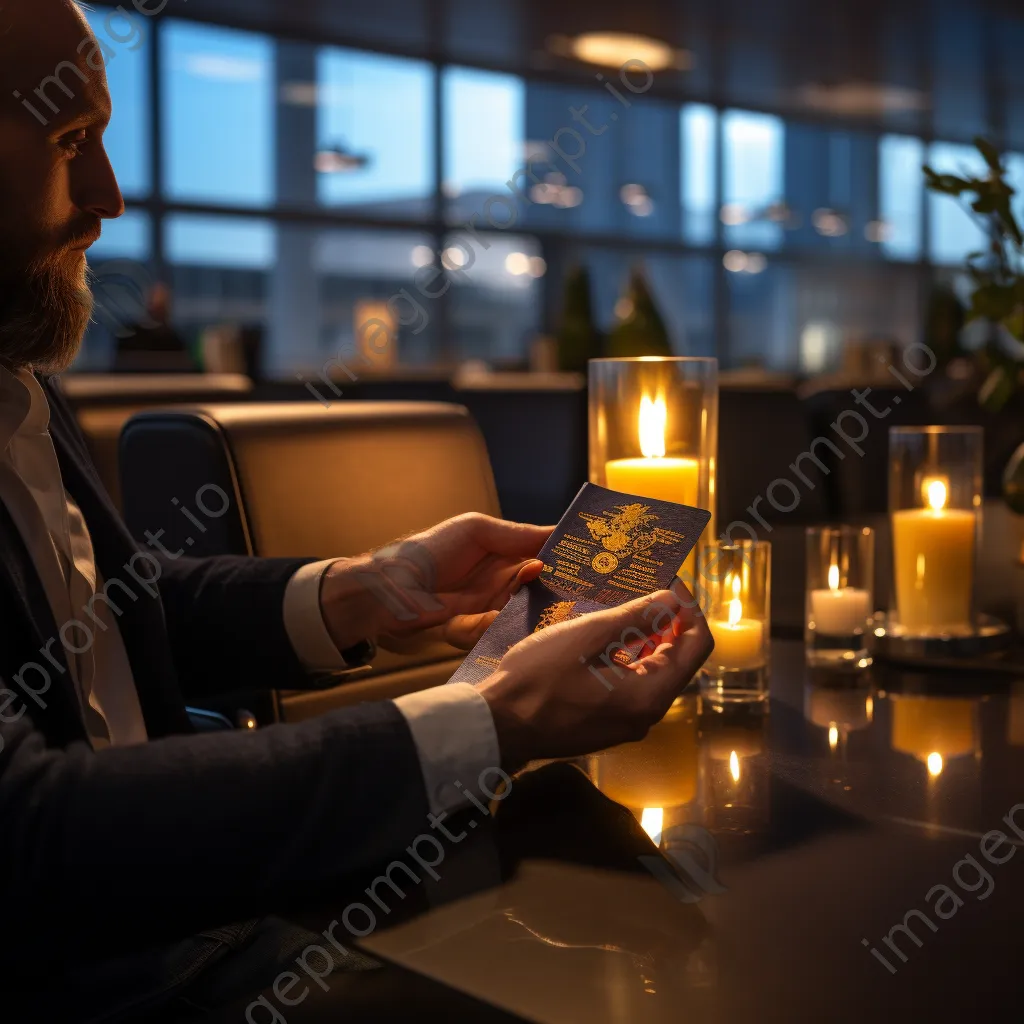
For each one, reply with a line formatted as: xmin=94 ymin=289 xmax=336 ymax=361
xmin=119 ymin=401 xmax=501 ymax=716
xmin=63 ymin=373 xmax=253 ymax=509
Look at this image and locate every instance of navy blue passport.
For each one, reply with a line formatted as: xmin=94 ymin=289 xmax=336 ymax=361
xmin=448 ymin=482 xmax=711 ymax=685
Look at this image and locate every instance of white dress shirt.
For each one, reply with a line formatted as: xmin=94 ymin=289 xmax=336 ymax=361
xmin=0 ymin=366 xmax=499 ymax=813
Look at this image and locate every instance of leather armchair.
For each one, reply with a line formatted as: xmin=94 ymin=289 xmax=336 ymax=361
xmin=118 ymin=401 xmax=501 ymax=722
xmin=62 ymin=373 xmax=253 ymax=509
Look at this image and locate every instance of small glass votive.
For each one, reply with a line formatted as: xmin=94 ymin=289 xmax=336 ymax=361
xmin=888 ymin=426 xmax=982 ymax=637
xmin=698 ymin=540 xmax=770 ymax=702
xmin=804 ymin=526 xmax=874 ymax=668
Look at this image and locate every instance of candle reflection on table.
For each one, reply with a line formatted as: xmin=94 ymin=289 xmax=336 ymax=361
xmin=589 ymin=697 xmax=699 ymax=839
xmin=699 ymin=702 xmax=771 ymax=846
xmin=890 ymin=695 xmax=979 ymax=775
xmin=805 ymin=679 xmax=875 ymax=758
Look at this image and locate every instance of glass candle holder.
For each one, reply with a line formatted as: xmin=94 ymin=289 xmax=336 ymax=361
xmin=805 ymin=526 xmax=874 ymax=667
xmin=589 ymin=357 xmax=717 ymax=580
xmin=698 ymin=540 xmax=770 ymax=701
xmin=888 ymin=426 xmax=982 ymax=637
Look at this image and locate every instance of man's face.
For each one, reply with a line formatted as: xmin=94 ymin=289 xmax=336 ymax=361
xmin=0 ymin=1 xmax=124 ymax=373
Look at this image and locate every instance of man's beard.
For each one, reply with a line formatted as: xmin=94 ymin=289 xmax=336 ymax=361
xmin=0 ymin=255 xmax=94 ymax=374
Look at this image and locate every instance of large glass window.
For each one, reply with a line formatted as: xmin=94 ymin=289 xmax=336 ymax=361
xmin=89 ymin=209 xmax=152 ymax=263
xmin=727 ymin=261 xmax=922 ymax=371
xmin=879 ymin=135 xmax=924 ymax=261
xmin=444 ymin=233 xmax=544 ymax=364
xmin=511 ymin=82 xmax=683 ymax=240
xmin=165 ymin=215 xmax=276 ymax=355
xmin=722 ymin=110 xmax=784 ymax=250
xmin=79 ymin=12 xmax=1016 ymax=376
xmin=681 ymin=104 xmax=717 ymax=245
xmin=443 ymin=67 xmax=524 ymax=223
xmin=81 ymin=211 xmax=154 ymax=370
xmin=312 ymin=228 xmax=439 ymax=365
xmin=86 ymin=6 xmax=150 ymax=198
xmin=162 ymin=21 xmax=274 ymax=207
xmin=317 ymin=48 xmax=435 ymax=218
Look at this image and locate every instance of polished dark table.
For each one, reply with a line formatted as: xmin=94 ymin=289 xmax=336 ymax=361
xmin=212 ymin=640 xmax=1024 ymax=1023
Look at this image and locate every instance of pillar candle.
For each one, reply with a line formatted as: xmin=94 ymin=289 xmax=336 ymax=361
xmin=604 ymin=395 xmax=704 ymax=579
xmin=892 ymin=477 xmax=975 ymax=633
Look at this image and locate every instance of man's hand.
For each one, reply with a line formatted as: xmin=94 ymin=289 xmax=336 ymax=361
xmin=319 ymin=513 xmax=552 ymax=654
xmin=477 ymin=579 xmax=714 ymax=771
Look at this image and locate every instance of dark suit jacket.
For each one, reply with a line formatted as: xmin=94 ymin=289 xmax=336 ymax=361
xmin=0 ymin=376 xmax=428 ymax=969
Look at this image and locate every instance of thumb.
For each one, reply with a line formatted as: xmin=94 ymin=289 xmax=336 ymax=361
xmin=560 ymin=589 xmax=678 ymax=659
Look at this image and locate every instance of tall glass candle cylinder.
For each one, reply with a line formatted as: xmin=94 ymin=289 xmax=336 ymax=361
xmin=589 ymin=358 xmax=717 ymax=581
xmin=888 ymin=426 xmax=982 ymax=637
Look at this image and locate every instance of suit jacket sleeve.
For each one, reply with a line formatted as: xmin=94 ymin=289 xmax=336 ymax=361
xmin=0 ymin=697 xmax=429 ymax=970
xmin=155 ymin=552 xmax=320 ymax=699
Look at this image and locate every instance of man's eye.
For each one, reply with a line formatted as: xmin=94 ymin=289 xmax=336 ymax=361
xmin=59 ymin=129 xmax=89 ymax=155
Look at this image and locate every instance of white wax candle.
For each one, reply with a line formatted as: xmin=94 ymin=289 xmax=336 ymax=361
xmin=809 ymin=587 xmax=871 ymax=635
xmin=706 ymin=617 xmax=765 ymax=670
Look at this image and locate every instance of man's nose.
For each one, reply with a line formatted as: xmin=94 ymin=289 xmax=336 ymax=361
xmin=75 ymin=143 xmax=125 ymax=220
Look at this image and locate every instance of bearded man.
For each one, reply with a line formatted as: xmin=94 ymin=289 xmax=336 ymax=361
xmin=0 ymin=3 xmax=712 ymax=1020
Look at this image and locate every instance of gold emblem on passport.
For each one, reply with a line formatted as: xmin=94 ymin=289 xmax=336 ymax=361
xmin=582 ymin=503 xmax=665 ymax=559
xmin=533 ymin=600 xmax=579 ymax=631
xmin=591 ymin=551 xmax=619 ymax=574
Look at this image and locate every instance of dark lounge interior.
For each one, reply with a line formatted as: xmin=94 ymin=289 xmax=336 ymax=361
xmin=4 ymin=0 xmax=1024 ymax=1020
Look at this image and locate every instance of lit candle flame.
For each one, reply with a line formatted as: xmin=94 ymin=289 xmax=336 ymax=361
xmin=926 ymin=751 xmax=944 ymax=777
xmin=828 ymin=723 xmax=839 ymax=751
xmin=640 ymin=807 xmax=664 ymax=842
xmin=638 ymin=395 xmax=667 ymax=459
xmin=924 ymin=476 xmax=948 ymax=511
xmin=828 ymin=562 xmax=839 ymax=591
xmin=729 ymin=750 xmax=741 ymax=782
xmin=726 ymin=573 xmax=743 ymax=627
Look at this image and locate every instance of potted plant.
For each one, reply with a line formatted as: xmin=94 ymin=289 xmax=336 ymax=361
xmin=923 ymin=138 xmax=1024 ymax=413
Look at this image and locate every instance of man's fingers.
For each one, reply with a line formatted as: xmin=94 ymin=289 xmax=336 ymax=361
xmin=641 ymin=615 xmax=714 ymax=703
xmin=511 ymin=559 xmax=544 ymax=594
xmin=445 ymin=610 xmax=499 ymax=649
xmin=552 ymin=589 xmax=677 ymax=657
xmin=471 ymin=517 xmax=553 ymax=559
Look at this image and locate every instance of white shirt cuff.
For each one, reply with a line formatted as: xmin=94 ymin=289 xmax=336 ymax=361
xmin=393 ymin=683 xmax=501 ymax=816
xmin=283 ymin=559 xmax=349 ymax=671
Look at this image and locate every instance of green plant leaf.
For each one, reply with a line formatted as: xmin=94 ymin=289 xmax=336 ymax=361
xmin=975 ymin=137 xmax=1003 ymax=172
xmin=979 ymin=364 xmax=1015 ymax=412
xmin=923 ymin=166 xmax=974 ymax=195
xmin=971 ymin=282 xmax=1018 ymax=321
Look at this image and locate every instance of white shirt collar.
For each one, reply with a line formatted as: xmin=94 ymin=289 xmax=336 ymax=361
xmin=0 ymin=364 xmax=50 ymax=450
